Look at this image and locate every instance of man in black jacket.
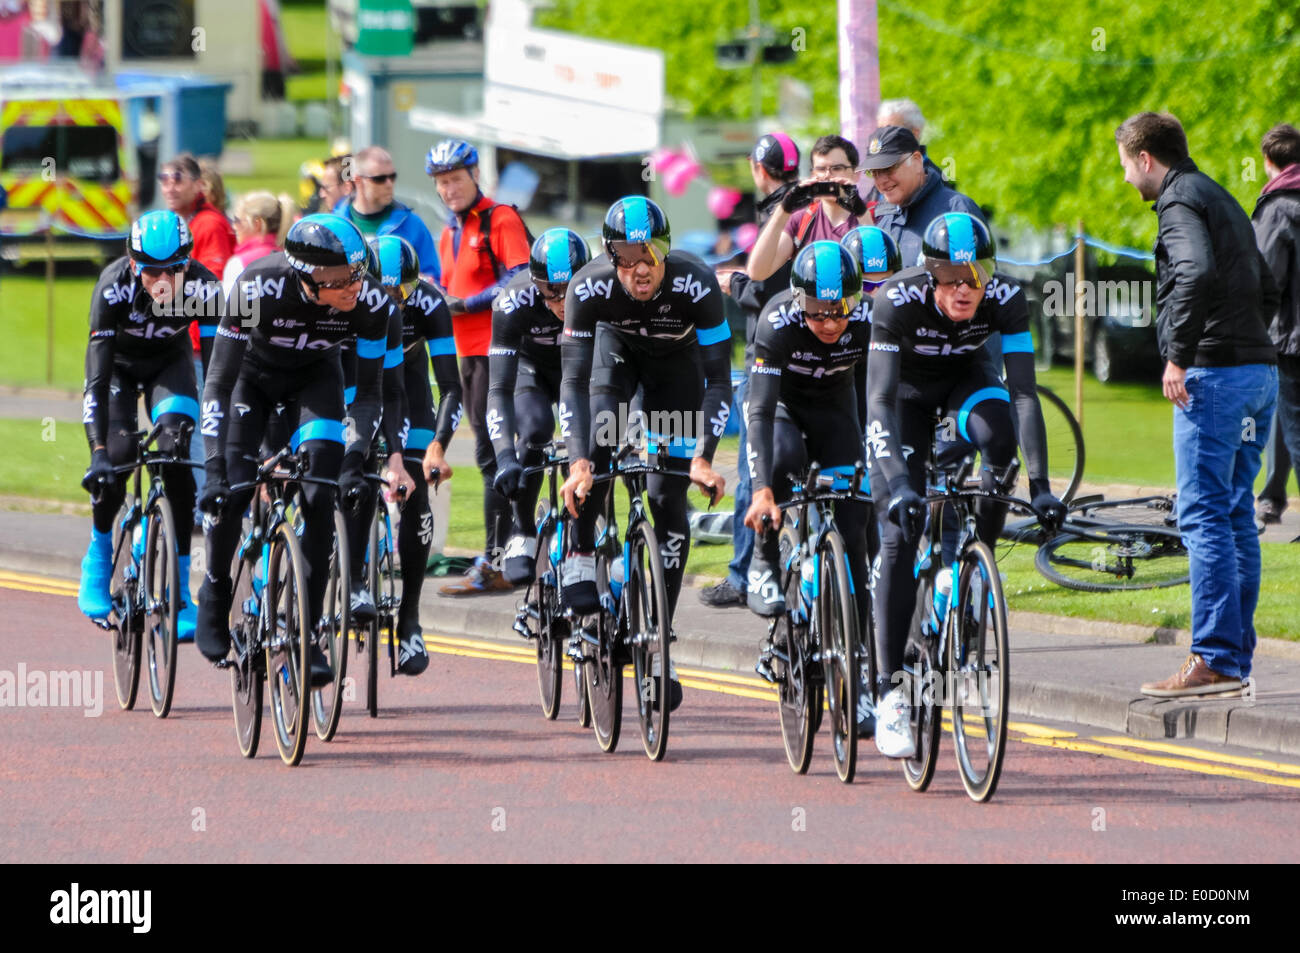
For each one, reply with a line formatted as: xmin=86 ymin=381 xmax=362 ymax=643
xmin=1252 ymin=123 xmax=1300 ymax=528
xmin=1116 ymin=112 xmax=1279 ymax=698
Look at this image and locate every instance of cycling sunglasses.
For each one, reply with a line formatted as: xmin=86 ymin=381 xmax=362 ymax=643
xmin=308 ymin=262 xmax=367 ymax=290
xmin=799 ymin=294 xmax=860 ymax=322
xmin=927 ymin=259 xmax=993 ymax=289
xmin=532 ymin=278 xmax=568 ymax=302
xmin=608 ymin=239 xmax=668 ymax=269
xmin=362 ymin=172 xmax=397 ymax=184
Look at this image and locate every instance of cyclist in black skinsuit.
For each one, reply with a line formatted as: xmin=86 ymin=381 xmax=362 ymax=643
xmin=558 ymin=197 xmax=732 ymax=710
xmin=341 ymin=235 xmax=461 ymax=675
xmin=79 ymin=210 xmax=222 ymax=641
xmin=865 ymin=212 xmax=1066 ymax=759
xmin=487 ymin=227 xmax=590 ymax=584
xmin=196 ymin=214 xmax=407 ymax=687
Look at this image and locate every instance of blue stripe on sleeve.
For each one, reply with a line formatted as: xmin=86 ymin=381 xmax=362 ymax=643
xmin=428 ymin=336 xmax=456 ymax=357
xmin=356 ymin=336 xmax=385 ymax=360
xmin=151 ymin=395 xmax=200 ymax=423
xmin=384 ymin=346 xmax=404 ymax=369
xmin=1002 ymin=331 xmax=1034 ymax=354
xmin=291 ymin=418 xmax=345 ymax=449
xmin=696 ymin=322 xmax=731 ymax=347
xmin=343 ymin=386 xmax=357 ymax=406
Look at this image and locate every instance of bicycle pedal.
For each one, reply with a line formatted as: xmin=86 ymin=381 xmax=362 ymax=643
xmin=755 ymin=658 xmax=776 ymax=684
xmin=213 ymin=658 xmax=233 ymax=669
xmin=512 ymin=616 xmax=535 ymax=641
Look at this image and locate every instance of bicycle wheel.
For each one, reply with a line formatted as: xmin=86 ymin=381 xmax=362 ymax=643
xmin=229 ymin=525 xmax=263 ymax=758
xmin=109 ymin=506 xmax=142 ymax=711
xmin=265 ymin=521 xmax=312 ymax=766
xmin=949 ymin=540 xmax=1009 ymax=802
xmin=376 ymin=508 xmax=398 ymax=680
xmin=584 ymin=551 xmax=622 ymax=753
xmin=364 ymin=506 xmax=381 ymax=718
xmin=533 ymin=525 xmax=565 ymax=720
xmin=629 ymin=521 xmax=672 ymax=761
xmin=1068 ymin=495 xmax=1178 ymax=530
xmin=774 ymin=533 xmax=817 ymax=774
xmin=817 ymin=531 xmax=857 ymax=784
xmin=142 ymin=497 xmax=180 ymax=718
xmin=574 ymin=639 xmax=592 ymax=728
xmin=313 ymin=507 xmax=351 ymax=741
xmin=1019 ymin=384 xmax=1085 ymax=504
xmin=1035 ymin=525 xmax=1188 ymax=592
xmin=901 ymin=577 xmax=941 ymax=793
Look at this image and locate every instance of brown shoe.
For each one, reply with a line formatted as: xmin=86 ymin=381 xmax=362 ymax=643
xmin=438 ymin=559 xmax=515 ymax=596
xmin=1140 ymin=654 xmax=1242 ymax=698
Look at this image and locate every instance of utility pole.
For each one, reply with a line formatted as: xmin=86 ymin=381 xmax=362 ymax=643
xmin=839 ymin=0 xmax=879 ymax=155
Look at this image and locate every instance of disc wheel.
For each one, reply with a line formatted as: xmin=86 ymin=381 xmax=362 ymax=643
xmin=109 ymin=506 xmax=142 ymax=711
xmin=585 ymin=550 xmax=623 ymax=753
xmin=818 ymin=531 xmax=857 ymax=784
xmin=901 ymin=578 xmax=940 ymax=793
xmin=628 ymin=522 xmax=672 ymax=761
xmin=229 ymin=524 xmax=263 ymax=758
xmin=1035 ymin=525 xmax=1188 ymax=591
xmin=774 ymin=532 xmax=817 ymax=775
xmin=143 ymin=498 xmax=180 ymax=718
xmin=265 ymin=522 xmax=312 ymax=766
xmin=533 ymin=525 xmax=565 ymax=720
xmin=949 ymin=541 xmax=1010 ymax=802
xmin=312 ymin=507 xmax=350 ymax=741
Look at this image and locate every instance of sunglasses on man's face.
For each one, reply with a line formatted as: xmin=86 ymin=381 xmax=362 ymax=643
xmin=363 ymin=172 xmax=397 ymax=184
xmin=309 ymin=264 xmax=367 ymax=291
xmin=608 ymin=239 xmax=667 ymax=269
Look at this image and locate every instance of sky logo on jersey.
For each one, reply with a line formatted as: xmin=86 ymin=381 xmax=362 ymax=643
xmin=944 ymin=213 xmax=978 ymax=263
xmin=360 ymin=284 xmax=387 ymax=311
xmin=269 ymin=332 xmax=337 ymax=351
xmin=885 ymin=283 xmax=927 ymax=307
xmin=983 ymin=276 xmax=1018 ymax=306
xmin=242 ymin=274 xmax=286 ymax=302
xmin=914 ymin=341 xmax=983 ymax=357
xmin=621 ymin=197 xmax=652 ymax=242
xmin=102 ymin=282 xmax=134 ymax=306
xmin=671 ymin=273 xmax=711 ymax=304
xmin=499 ymin=286 xmax=535 ymax=314
xmin=766 ymin=302 xmax=800 ymax=330
xmin=573 ymin=276 xmax=614 ymax=301
xmin=409 ymin=288 xmax=439 ymax=316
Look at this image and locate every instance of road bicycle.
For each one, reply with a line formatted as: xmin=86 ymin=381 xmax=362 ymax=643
xmin=93 ymin=420 xmax=200 ymax=719
xmin=754 ymin=462 xmax=873 ymax=784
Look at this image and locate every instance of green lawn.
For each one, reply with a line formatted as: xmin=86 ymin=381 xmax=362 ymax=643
xmin=221 ymin=136 xmax=331 ymax=205
xmin=281 ymin=0 xmax=330 ymax=104
xmin=997 ymin=536 xmax=1300 ymax=640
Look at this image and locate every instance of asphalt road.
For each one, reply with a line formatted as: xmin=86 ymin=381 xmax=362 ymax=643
xmin=3 ymin=581 xmax=1300 ymax=864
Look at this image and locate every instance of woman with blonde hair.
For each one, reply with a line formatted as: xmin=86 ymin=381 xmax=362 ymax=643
xmin=222 ymin=191 xmax=296 ymax=295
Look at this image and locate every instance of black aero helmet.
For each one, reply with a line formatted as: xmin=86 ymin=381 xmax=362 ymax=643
xmin=127 ymin=209 xmax=192 ymax=271
xmin=367 ymin=235 xmax=421 ymax=299
xmin=284 ymin=213 xmax=369 ymax=285
xmin=922 ymin=213 xmax=996 ymax=287
xmin=601 ymin=196 xmax=670 ymax=267
xmin=529 ymin=227 xmax=591 ymax=285
xmin=840 ymin=226 xmax=901 ymax=280
xmin=752 ymin=132 xmax=800 ymax=180
xmin=790 ymin=240 xmax=863 ymax=316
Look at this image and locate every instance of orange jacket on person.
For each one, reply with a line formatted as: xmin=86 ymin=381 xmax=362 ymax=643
xmin=187 ymin=194 xmax=236 ymax=352
xmin=437 ymin=193 xmax=530 ymax=357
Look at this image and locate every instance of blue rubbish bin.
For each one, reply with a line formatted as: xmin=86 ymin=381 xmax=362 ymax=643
xmin=115 ymin=73 xmax=231 ymax=157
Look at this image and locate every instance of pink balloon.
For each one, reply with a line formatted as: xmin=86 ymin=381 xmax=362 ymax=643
xmin=663 ymin=157 xmax=702 ymax=197
xmin=734 ymin=222 xmax=759 ymax=252
xmin=707 ymin=186 xmax=742 ymax=219
xmin=648 ymin=147 xmax=681 ymax=174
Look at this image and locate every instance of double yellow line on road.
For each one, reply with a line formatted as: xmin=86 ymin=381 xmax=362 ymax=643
xmin=11 ymin=571 xmax=1300 ymax=787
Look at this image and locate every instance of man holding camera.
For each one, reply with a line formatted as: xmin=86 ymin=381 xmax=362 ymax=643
xmin=746 ymin=135 xmax=874 ymax=283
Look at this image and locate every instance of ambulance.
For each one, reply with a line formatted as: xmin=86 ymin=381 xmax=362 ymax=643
xmin=0 ymin=78 xmax=139 ymax=262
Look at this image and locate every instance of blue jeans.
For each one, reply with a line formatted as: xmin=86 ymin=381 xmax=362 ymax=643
xmin=1174 ymin=363 xmax=1278 ymax=679
xmin=727 ymin=374 xmax=754 ymax=591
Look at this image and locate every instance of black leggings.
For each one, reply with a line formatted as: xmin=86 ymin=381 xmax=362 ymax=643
xmin=205 ymin=355 xmax=345 ymax=630
xmin=344 ymin=356 xmax=437 ymax=627
xmin=462 ymin=355 xmax=512 ymax=561
xmin=510 ymin=355 xmax=561 ymax=540
xmin=868 ymin=365 xmax=1016 ymax=695
xmin=758 ymin=397 xmax=874 ymax=629
xmin=94 ymin=348 xmax=198 ymax=556
xmin=576 ymin=328 xmax=701 ymax=617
